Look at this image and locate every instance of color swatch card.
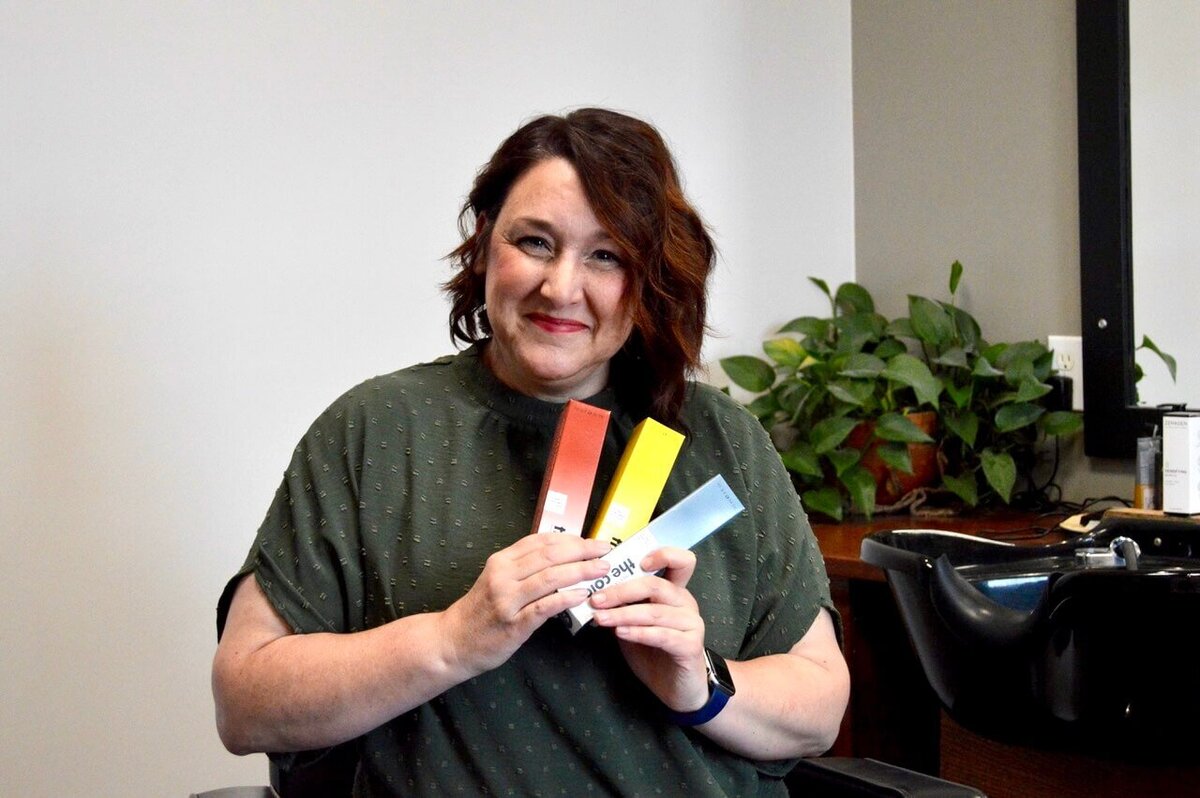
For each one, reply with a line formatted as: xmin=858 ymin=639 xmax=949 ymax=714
xmin=531 ymin=399 xmax=611 ymax=535
xmin=588 ymin=417 xmax=685 ymax=546
xmin=562 ymin=474 xmax=744 ymax=634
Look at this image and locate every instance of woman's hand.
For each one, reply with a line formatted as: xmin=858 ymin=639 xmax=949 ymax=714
xmin=586 ymin=546 xmax=711 ymax=713
xmin=440 ymin=533 xmax=613 ymax=677
xmin=587 ymin=557 xmax=850 ymax=759
xmin=214 ymin=533 xmax=613 ymax=754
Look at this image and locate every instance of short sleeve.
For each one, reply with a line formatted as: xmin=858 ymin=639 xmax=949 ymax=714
xmin=742 ymin=422 xmax=838 ymax=656
xmin=720 ymin=397 xmax=840 ymax=660
xmin=219 ymin=394 xmax=368 ymax=638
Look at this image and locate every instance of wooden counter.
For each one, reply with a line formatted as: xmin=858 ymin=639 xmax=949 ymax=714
xmin=813 ymin=510 xmax=1070 ymax=581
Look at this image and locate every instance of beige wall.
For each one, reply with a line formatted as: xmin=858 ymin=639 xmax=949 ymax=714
xmin=851 ymin=0 xmax=1132 ymax=503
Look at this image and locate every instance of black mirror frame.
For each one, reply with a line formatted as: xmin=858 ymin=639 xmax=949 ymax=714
xmin=1076 ymin=0 xmax=1166 ymax=458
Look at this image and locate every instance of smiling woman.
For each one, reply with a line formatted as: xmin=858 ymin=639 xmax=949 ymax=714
xmin=211 ymin=107 xmax=849 ymax=797
xmin=478 ymin=158 xmax=635 ymax=402
xmin=445 ymin=108 xmax=716 ymax=423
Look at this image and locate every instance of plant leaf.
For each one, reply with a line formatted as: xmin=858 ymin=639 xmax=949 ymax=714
xmin=995 ymin=402 xmax=1044 ymax=432
xmin=811 ymin=416 xmax=860 ymax=454
xmin=779 ymin=316 xmax=828 ymax=339
xmin=994 ymin=340 xmax=1047 ymax=370
xmin=827 ymin=447 xmax=862 ymax=476
xmin=840 ymin=353 xmax=887 ymax=378
xmin=780 ymin=441 xmax=823 ymax=478
xmin=943 ymin=378 xmax=973 ymax=409
xmin=947 ymin=305 xmax=982 ymax=352
xmin=981 ymin=449 xmax=1017 ymax=503
xmin=835 ymin=282 xmax=875 ymax=315
xmin=883 ymin=353 xmax=943 ymax=407
xmin=828 ymin=379 xmax=875 ymax=407
xmin=1138 ymin=335 xmax=1178 ymax=382
xmin=949 ymin=259 xmax=964 ymax=295
xmin=763 ymin=337 xmax=807 ymax=367
xmin=908 ymin=295 xmax=955 ymax=348
xmin=775 ymin=381 xmax=809 ymax=415
xmin=1040 ymin=410 xmax=1083 ymax=436
xmin=999 ymin=378 xmax=1053 ymax=404
xmin=932 ymin=346 xmax=970 ymax=369
xmin=746 ymin=393 xmax=781 ymax=420
xmin=875 ymin=412 xmax=935 ymax=443
xmin=808 ymin=276 xmax=833 ymax=300
xmin=841 ymin=465 xmax=878 ymax=516
xmin=876 ymin=441 xmax=914 ymax=474
xmin=802 ymin=487 xmax=844 ymax=521
xmin=942 ymin=471 xmax=979 ymax=506
xmin=834 ymin=312 xmax=887 ymax=354
xmin=943 ymin=409 xmax=979 ymax=447
xmin=887 ymin=317 xmax=917 ymax=339
xmin=993 ymin=338 xmax=1051 ymax=384
xmin=971 ymin=355 xmax=1004 ymax=378
xmin=873 ymin=337 xmax=908 ymax=359
xmin=1032 ymin=349 xmax=1054 ymax=381
xmin=719 ymin=356 xmax=775 ymax=392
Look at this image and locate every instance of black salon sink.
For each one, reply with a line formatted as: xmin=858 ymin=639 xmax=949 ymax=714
xmin=861 ymin=517 xmax=1200 ymax=759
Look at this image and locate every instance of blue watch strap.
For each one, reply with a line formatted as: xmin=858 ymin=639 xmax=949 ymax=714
xmin=665 ymin=682 xmax=731 ymax=726
xmin=665 ymin=648 xmax=735 ymax=726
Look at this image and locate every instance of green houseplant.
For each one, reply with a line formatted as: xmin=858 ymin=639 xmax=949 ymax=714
xmin=720 ymin=261 xmax=1084 ymax=521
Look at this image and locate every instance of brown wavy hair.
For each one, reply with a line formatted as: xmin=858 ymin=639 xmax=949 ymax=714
xmin=444 ymin=108 xmax=715 ymax=423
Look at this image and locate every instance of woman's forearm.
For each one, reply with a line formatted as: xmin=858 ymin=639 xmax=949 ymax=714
xmin=214 ymin=534 xmax=613 ymax=755
xmin=212 ymin=577 xmax=470 ymax=754
xmin=695 ymin=612 xmax=850 ymax=760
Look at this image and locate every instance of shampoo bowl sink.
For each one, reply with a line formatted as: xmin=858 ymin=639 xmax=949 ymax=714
xmin=861 ymin=517 xmax=1200 ymax=759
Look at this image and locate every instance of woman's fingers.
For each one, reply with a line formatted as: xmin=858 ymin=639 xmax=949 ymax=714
xmin=476 ymin=534 xmax=613 ymax=623
xmin=588 ymin=547 xmax=697 ymax=609
xmin=504 ymin=533 xmax=613 ymax=580
xmin=587 ymin=547 xmax=702 ymax=642
xmin=640 ymin=546 xmax=697 ymax=588
xmin=442 ymin=534 xmax=613 ymax=675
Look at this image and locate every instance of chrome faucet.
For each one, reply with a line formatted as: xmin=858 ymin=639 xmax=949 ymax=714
xmin=1110 ymin=536 xmax=1141 ymax=570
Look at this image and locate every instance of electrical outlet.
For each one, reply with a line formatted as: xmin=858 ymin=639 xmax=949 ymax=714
xmin=1048 ymin=335 xmax=1084 ymax=410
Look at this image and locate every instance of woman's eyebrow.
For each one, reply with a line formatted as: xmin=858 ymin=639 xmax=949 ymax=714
xmin=506 ymin=216 xmax=555 ymax=233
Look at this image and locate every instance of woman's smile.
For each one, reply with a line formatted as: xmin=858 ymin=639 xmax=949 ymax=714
xmin=527 ymin=312 xmax=589 ymax=334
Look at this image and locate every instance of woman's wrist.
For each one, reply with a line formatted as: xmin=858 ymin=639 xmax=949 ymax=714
xmin=664 ymin=648 xmax=736 ymax=726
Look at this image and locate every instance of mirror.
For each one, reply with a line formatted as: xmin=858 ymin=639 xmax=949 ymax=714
xmin=1129 ymin=1 xmax=1199 ymax=407
xmin=1076 ymin=0 xmax=1196 ymax=458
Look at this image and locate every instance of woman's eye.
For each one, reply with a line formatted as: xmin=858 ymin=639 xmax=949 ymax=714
xmin=591 ymin=249 xmax=622 ymax=267
xmin=517 ymin=236 xmax=551 ymax=253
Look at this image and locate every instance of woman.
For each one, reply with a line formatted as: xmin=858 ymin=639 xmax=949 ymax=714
xmin=213 ymin=108 xmax=849 ymax=796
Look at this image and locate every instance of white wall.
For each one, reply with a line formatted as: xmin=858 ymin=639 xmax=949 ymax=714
xmin=0 ymin=3 xmax=853 ymax=794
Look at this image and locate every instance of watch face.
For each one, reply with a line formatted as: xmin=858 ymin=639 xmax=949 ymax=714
xmin=706 ymin=649 xmax=736 ymax=696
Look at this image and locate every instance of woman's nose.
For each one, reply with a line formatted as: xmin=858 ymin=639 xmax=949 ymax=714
xmin=539 ymin=255 xmax=584 ymax=304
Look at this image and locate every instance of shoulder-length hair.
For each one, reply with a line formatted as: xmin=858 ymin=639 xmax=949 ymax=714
xmin=444 ymin=108 xmax=715 ymax=424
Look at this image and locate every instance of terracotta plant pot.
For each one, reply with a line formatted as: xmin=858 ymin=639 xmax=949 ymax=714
xmin=846 ymin=410 xmax=940 ymax=506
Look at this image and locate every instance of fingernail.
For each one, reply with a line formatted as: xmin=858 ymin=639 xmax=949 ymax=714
xmin=591 ymin=592 xmax=607 ymax=606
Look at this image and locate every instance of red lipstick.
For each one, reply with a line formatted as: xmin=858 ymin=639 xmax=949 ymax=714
xmin=529 ymin=313 xmax=588 ymax=333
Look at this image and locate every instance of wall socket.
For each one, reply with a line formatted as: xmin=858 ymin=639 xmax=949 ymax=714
xmin=1048 ymin=334 xmax=1084 ymax=410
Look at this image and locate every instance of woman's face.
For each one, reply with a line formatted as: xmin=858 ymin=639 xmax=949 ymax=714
xmin=480 ymin=157 xmax=635 ymax=402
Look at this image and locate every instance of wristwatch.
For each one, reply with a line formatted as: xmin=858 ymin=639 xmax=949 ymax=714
xmin=665 ymin=648 xmax=736 ymax=726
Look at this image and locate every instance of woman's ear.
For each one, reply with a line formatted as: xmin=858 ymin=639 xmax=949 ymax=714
xmin=472 ymin=213 xmax=490 ymax=275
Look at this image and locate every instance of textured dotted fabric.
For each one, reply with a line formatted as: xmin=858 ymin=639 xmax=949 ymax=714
xmin=218 ymin=345 xmax=835 ymax=797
